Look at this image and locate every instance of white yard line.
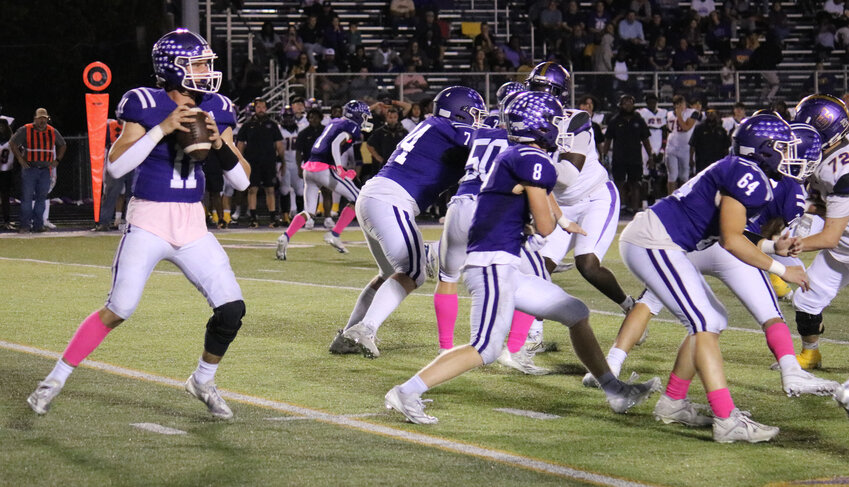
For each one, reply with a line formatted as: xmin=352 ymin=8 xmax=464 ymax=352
xmin=0 ymin=339 xmax=651 ymax=487
xmin=130 ymin=423 xmax=187 ymax=435
xmin=494 ymin=408 xmax=562 ymax=420
xmin=2 ymin=255 xmax=848 ymax=346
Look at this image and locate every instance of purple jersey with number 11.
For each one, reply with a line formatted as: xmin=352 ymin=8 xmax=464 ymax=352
xmin=377 ymin=117 xmax=474 ymax=211
xmin=651 ymin=155 xmax=774 ymax=251
xmin=468 ymin=145 xmax=557 ymax=256
xmin=455 ymin=126 xmax=511 ymax=197
xmin=116 ymin=87 xmax=237 ymax=203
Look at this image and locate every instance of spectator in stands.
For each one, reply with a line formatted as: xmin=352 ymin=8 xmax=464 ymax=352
xmin=804 ymin=62 xmax=837 ymax=97
xmin=565 ymin=23 xmax=591 ymax=70
xmin=237 ymin=59 xmax=265 ymax=106
xmin=630 ymin=0 xmax=652 ymax=22
xmin=672 ymin=38 xmax=700 ymax=71
xmin=731 ymin=36 xmax=753 ymax=69
xmin=603 ymin=94 xmax=652 ymax=215
xmin=372 ymin=40 xmax=404 ymax=72
xmin=719 ymin=58 xmax=736 ymax=99
xmin=689 ymin=109 xmax=730 ymax=173
xmin=395 ymin=64 xmax=429 ymax=102
xmin=365 ymin=107 xmax=407 ymax=179
xmin=690 ymin=0 xmax=716 ymax=19
xmin=539 ymin=0 xmax=564 ymax=48
xmin=824 ymin=0 xmax=846 ymax=17
xmin=416 ymin=10 xmax=443 ymax=49
xmin=348 ymin=45 xmax=370 ymax=73
xmin=289 ymin=52 xmax=316 ymax=88
xmin=323 ymin=16 xmax=349 ymax=56
xmin=257 ymin=21 xmax=285 ymax=74
xmin=705 ymin=10 xmax=733 ymax=62
xmin=349 ymin=67 xmax=381 ymax=104
xmin=643 ymin=13 xmax=668 ymax=47
xmin=347 ymin=21 xmax=362 ymax=55
xmin=474 ymin=22 xmax=496 ymax=56
xmin=490 ymin=46 xmax=513 ymax=73
xmin=587 ymin=1 xmax=612 ymax=37
xmin=465 ymin=48 xmax=491 ymax=95
xmin=767 ymin=2 xmax=790 ymax=42
xmin=402 ymin=39 xmax=429 ymax=72
xmin=317 ymin=48 xmax=345 ymax=103
xmin=316 ymin=0 xmax=339 ymax=31
xmin=655 ymin=0 xmax=680 ymax=23
xmin=815 ymin=21 xmax=837 ymax=62
xmin=562 ymin=1 xmax=583 ymax=29
xmin=592 ymin=24 xmax=616 ymax=106
xmin=429 ymin=45 xmax=447 ymax=71
xmin=500 ymin=35 xmax=529 ymax=69
xmin=400 ymin=102 xmax=423 ymax=132
xmin=282 ymin=24 xmax=304 ymax=64
xmin=681 ymin=17 xmax=704 ymax=55
xmin=647 ymin=35 xmax=672 ymax=71
xmin=613 ymin=50 xmax=642 ymax=98
xmin=749 ymin=31 xmax=782 ymax=104
xmin=299 ymin=15 xmax=325 ymax=65
xmin=675 ymin=63 xmax=703 ymax=102
xmin=618 ymin=10 xmax=647 ymax=60
xmin=731 ymin=0 xmax=759 ymax=34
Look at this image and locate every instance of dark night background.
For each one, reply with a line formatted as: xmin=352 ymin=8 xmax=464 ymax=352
xmin=0 ymin=1 xmax=193 ymax=133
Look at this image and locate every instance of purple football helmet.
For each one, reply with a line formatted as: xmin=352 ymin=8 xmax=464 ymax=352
xmin=152 ymin=29 xmax=222 ymax=93
xmin=787 ymin=123 xmax=823 ymax=181
xmin=504 ymin=91 xmax=564 ymax=151
xmin=496 ymin=82 xmax=527 ymax=107
xmin=524 ymin=62 xmax=570 ymax=102
xmin=343 ymin=100 xmax=373 ymax=132
xmin=793 ymin=94 xmax=849 ymax=149
xmin=433 ymin=86 xmax=487 ymax=127
xmin=733 ymin=113 xmax=798 ymax=180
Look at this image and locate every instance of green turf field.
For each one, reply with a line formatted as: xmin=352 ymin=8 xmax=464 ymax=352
xmin=1 ymin=225 xmax=849 ymax=486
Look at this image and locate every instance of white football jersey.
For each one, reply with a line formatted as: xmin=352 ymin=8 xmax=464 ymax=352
xmin=552 ymin=110 xmax=608 ymax=206
xmin=0 ymin=140 xmax=14 ymax=172
xmin=637 ymin=107 xmax=667 ymax=156
xmin=811 ymin=138 xmax=849 ymax=262
xmin=279 ymin=126 xmax=299 ymax=165
xmin=722 ymin=116 xmax=742 ymax=136
xmin=666 ymin=108 xmax=699 ymax=148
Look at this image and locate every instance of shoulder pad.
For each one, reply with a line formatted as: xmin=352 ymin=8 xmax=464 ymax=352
xmin=565 ymin=111 xmax=592 ymax=134
xmin=116 ymin=88 xmax=159 ymax=123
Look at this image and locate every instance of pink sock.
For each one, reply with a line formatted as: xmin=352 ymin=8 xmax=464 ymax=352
xmin=286 ymin=213 xmax=306 ymax=239
xmin=63 ymin=311 xmax=112 ymax=366
xmin=707 ymin=388 xmax=735 ymax=419
xmin=664 ymin=372 xmax=691 ymax=400
xmin=506 ymin=310 xmax=535 ymax=353
xmin=764 ymin=322 xmax=796 ymax=360
xmin=434 ymin=293 xmax=458 ymax=349
xmin=331 ymin=206 xmax=356 ymax=236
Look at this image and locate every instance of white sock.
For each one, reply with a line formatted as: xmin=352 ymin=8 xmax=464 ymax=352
xmin=345 ymin=286 xmax=377 ymax=329
xmin=529 ymin=318 xmax=544 ymax=336
xmin=45 ymin=359 xmax=75 ymax=387
xmin=779 ymin=354 xmax=802 ymax=373
xmin=193 ymin=358 xmax=219 ymax=384
xmin=114 ymin=211 xmax=123 ymax=223
xmin=43 ymin=199 xmax=50 ymax=222
xmin=606 ymin=347 xmax=628 ymax=378
xmin=360 ymin=278 xmax=409 ymax=333
xmin=399 ymin=375 xmax=428 ymax=395
xmin=619 ymin=296 xmax=635 ymax=313
xmin=802 ymin=341 xmax=819 ymax=350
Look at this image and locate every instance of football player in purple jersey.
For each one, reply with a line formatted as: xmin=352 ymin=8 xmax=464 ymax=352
xmin=617 ymin=113 xmax=811 ymax=442
xmin=383 ymin=92 xmax=660 ymax=424
xmin=26 ymin=29 xmax=251 ymax=420
xmin=584 ymin=123 xmax=838 ymax=405
xmin=328 ymin=86 xmax=486 ymax=358
xmin=275 ymin=100 xmax=372 ymax=258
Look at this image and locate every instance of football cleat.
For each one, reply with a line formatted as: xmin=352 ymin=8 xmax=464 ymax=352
xmin=185 ymin=374 xmax=233 ymax=419
xmin=781 ymin=368 xmax=839 ymax=397
xmin=329 ymin=329 xmax=361 ymax=354
xmin=582 ymin=372 xmax=601 ymax=389
xmin=424 ymin=242 xmax=439 ymax=280
xmin=653 ymin=395 xmax=713 ymax=427
xmin=341 ymin=322 xmax=380 ymax=358
xmin=712 ymin=409 xmax=779 ymax=443
xmin=323 ymin=217 xmax=335 ymax=229
xmin=552 ymin=261 xmax=574 ymax=273
xmin=797 ymin=348 xmax=822 ymax=370
xmin=385 ymin=386 xmax=438 ymax=424
xmin=26 ymin=379 xmax=63 ymax=415
xmin=324 ymin=231 xmax=348 ymax=253
xmin=276 ymin=234 xmax=289 ymax=260
xmin=496 ymin=346 xmax=550 ymax=375
xmin=43 ymin=220 xmax=57 ymax=230
xmin=525 ymin=333 xmax=557 ymax=354
xmin=833 ymin=381 xmax=849 ymax=417
xmin=303 ymin=216 xmax=315 ymax=230
xmin=249 ymin=217 xmax=259 ymax=228
xmin=606 ymin=376 xmax=661 ymax=414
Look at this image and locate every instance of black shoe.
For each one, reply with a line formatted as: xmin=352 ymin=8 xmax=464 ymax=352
xmin=249 ymin=219 xmax=259 ymax=228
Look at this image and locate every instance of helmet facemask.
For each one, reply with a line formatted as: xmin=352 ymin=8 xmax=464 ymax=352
xmin=175 ymin=49 xmax=222 ymax=93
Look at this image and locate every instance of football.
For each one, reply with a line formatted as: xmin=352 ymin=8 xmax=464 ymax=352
xmin=175 ymin=108 xmax=212 ymax=161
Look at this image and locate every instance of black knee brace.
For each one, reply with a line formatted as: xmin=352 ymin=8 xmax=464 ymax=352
xmin=796 ymin=311 xmax=824 ymax=337
xmin=204 ymin=300 xmax=246 ymax=356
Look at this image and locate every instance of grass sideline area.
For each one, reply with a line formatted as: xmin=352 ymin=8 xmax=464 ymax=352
xmin=1 ymin=225 xmax=849 ymax=486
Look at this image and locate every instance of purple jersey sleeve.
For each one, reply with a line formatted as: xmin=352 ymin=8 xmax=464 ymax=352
xmin=747 ymin=178 xmax=806 ymax=233
xmin=308 ymin=118 xmax=360 ymax=165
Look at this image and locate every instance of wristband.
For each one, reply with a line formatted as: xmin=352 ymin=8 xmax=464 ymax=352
xmin=759 ymin=239 xmax=776 ymax=254
xmin=214 ymin=142 xmax=239 ymax=171
xmin=557 ymin=215 xmax=573 ymax=230
xmin=768 ymin=260 xmax=786 ymax=277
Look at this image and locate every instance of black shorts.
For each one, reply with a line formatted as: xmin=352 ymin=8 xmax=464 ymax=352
xmin=202 ymin=156 xmax=224 ymax=193
xmin=249 ymin=159 xmax=277 ymax=187
xmin=612 ymin=161 xmax=642 ymax=183
xmin=0 ymin=171 xmax=11 ymax=193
